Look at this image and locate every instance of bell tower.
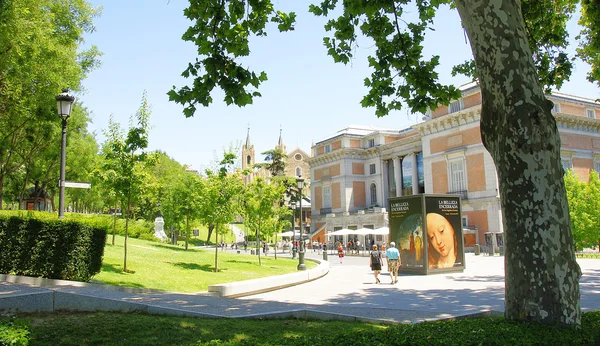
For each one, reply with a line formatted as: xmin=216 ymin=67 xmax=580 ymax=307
xmin=241 ymin=125 xmax=255 ymax=171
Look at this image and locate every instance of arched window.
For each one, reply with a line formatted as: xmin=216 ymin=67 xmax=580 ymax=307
xmin=296 ymin=167 xmax=302 ymax=177
xmin=370 ymin=183 xmax=377 ymax=205
xmin=246 ymin=155 xmax=251 ymax=165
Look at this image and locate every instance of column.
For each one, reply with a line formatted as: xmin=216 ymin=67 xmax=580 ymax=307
xmin=411 ymin=153 xmax=419 ymax=195
xmin=393 ymin=156 xmax=402 ymax=197
xmin=382 ymin=160 xmax=389 ymax=204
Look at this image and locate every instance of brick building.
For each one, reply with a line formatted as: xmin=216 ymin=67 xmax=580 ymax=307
xmin=308 ymin=83 xmax=600 ymax=249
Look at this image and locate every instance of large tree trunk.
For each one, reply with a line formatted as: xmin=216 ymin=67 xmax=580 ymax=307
xmin=454 ymin=0 xmax=581 ymax=326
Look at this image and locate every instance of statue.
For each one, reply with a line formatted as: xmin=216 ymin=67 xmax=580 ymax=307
xmin=153 ymin=203 xmax=167 ymax=242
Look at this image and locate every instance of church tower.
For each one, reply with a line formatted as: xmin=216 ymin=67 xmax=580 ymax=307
xmin=241 ymin=126 xmax=255 ymax=171
xmin=276 ymin=127 xmax=287 ymax=154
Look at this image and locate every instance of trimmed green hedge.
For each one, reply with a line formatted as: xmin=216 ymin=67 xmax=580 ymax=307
xmin=0 ymin=214 xmax=106 ymax=282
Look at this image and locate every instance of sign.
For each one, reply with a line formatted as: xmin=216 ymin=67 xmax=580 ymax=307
xmin=64 ymin=181 xmax=91 ymax=189
xmin=388 ymin=194 xmax=465 ymax=275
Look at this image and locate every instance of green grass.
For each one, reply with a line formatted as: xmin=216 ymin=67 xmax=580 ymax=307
xmin=2 ymin=311 xmax=599 ymax=346
xmin=94 ymin=235 xmax=315 ymax=293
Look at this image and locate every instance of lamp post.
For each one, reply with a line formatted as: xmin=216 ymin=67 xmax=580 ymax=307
xmin=297 ymin=177 xmax=306 ymax=271
xmin=56 ymin=89 xmax=75 ymax=219
xmin=291 ymin=202 xmax=297 ymax=259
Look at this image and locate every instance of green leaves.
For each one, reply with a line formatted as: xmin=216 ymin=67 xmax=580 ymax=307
xmin=170 ymin=0 xmax=296 ymax=117
xmin=565 ymin=170 xmax=600 ymax=250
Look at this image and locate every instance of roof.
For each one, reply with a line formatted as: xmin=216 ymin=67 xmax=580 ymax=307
xmin=315 ymin=125 xmax=412 ymax=145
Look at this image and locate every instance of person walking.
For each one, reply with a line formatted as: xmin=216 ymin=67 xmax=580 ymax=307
xmin=337 ymin=243 xmax=344 ymax=264
xmin=386 ymin=242 xmax=401 ymax=284
xmin=370 ymin=245 xmax=383 ymax=284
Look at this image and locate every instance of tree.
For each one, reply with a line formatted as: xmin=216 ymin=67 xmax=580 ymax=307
xmin=198 ymin=152 xmax=243 ymax=272
xmin=243 ymin=177 xmax=288 ymax=265
xmin=0 ymin=0 xmax=100 ymax=209
xmin=100 ymin=91 xmax=152 ymax=272
xmin=170 ymin=0 xmax=600 ymax=326
xmin=256 ymin=148 xmax=287 ymax=177
xmin=565 ymin=170 xmax=600 ymax=251
xmin=163 ymin=170 xmax=204 ymax=250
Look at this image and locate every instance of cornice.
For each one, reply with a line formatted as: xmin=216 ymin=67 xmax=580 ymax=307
xmin=555 ymin=113 xmax=600 ymax=133
xmin=307 ymin=133 xmax=423 ymax=166
xmin=413 ymin=108 xmax=481 ymax=136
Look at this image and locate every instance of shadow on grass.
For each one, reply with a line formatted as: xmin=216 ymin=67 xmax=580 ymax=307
xmin=170 ymin=262 xmax=214 ymax=272
xmin=153 ymin=244 xmax=194 ymax=252
xmin=223 ymin=260 xmax=254 ymax=265
xmin=101 ymin=263 xmax=125 ymax=274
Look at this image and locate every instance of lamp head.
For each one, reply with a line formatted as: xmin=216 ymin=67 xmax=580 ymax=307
xmin=56 ymin=88 xmax=75 ymax=120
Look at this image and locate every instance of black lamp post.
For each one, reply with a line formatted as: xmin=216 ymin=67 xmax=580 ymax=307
xmin=291 ymin=202 xmax=297 ymax=259
xmin=297 ymin=177 xmax=306 ymax=271
xmin=56 ymin=89 xmax=75 ymax=219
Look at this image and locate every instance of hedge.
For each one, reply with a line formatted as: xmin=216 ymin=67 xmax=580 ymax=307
xmin=0 ymin=214 xmax=106 ymax=282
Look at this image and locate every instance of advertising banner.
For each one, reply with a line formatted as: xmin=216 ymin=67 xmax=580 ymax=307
xmin=389 ymin=196 xmax=425 ymax=271
xmin=417 ymin=152 xmax=424 ymax=193
xmin=424 ymin=195 xmax=464 ymax=270
xmin=401 ymin=157 xmax=412 ymax=195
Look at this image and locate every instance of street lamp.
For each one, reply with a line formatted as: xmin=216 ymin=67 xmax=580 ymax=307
xmin=297 ymin=177 xmax=306 ymax=271
xmin=56 ymin=88 xmax=75 ymax=219
xmin=291 ymin=202 xmax=297 ymax=259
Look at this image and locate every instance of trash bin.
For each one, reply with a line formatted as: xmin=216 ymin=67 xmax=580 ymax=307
xmin=323 ymin=251 xmax=328 ymax=260
xmin=251 ymin=249 xmax=256 ymax=255
xmin=474 ymin=244 xmax=480 ymax=256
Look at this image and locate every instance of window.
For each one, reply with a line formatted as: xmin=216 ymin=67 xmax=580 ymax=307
xmin=369 ymin=164 xmax=376 ymax=174
xmin=324 ymin=144 xmax=331 ymax=153
xmin=295 ymin=167 xmax=302 ymax=177
xmin=552 ymin=102 xmax=561 ymax=113
xmin=561 ymin=158 xmax=572 ymax=171
xmin=294 ymin=153 xmax=303 ymax=161
xmin=246 ymin=155 xmax=251 ymax=165
xmin=595 ymin=161 xmax=600 ymax=173
xmin=586 ymin=108 xmax=596 ymax=119
xmin=449 ymin=158 xmax=466 ymax=193
xmin=449 ymin=99 xmax=464 ymax=113
xmin=462 ymin=216 xmax=468 ymax=228
xmin=370 ymin=183 xmax=377 ymax=205
xmin=368 ymin=139 xmax=375 ymax=147
xmin=323 ymin=185 xmax=332 ymax=208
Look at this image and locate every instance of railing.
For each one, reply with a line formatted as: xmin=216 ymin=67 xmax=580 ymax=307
xmin=447 ymin=190 xmax=468 ymax=200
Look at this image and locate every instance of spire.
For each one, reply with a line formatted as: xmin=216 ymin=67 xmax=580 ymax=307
xmin=245 ymin=124 xmax=251 ymax=148
xmin=278 ymin=126 xmax=284 ymax=149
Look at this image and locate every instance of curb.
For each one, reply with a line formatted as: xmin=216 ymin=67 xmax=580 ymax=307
xmin=208 ymin=258 xmax=330 ymax=298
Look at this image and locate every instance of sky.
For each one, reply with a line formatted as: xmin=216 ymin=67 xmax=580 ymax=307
xmin=79 ymin=0 xmax=599 ymax=172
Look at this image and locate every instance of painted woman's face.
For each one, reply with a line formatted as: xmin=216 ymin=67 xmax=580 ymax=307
xmin=426 ymin=213 xmax=455 ymax=257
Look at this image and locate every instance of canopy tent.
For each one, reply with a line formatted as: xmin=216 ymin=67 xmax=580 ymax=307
xmin=326 ymin=228 xmax=355 ymax=236
xmin=277 ymin=231 xmax=296 ymax=237
xmin=372 ymin=226 xmax=389 ymax=235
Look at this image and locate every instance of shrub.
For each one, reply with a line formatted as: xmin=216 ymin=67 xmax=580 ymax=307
xmin=0 ymin=214 xmax=106 ymax=282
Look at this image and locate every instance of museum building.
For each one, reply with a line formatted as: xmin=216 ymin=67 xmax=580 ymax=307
xmin=308 ymin=82 xmax=600 ymax=250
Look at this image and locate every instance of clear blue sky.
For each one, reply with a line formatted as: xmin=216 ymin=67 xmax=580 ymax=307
xmin=80 ymin=0 xmax=599 ymax=171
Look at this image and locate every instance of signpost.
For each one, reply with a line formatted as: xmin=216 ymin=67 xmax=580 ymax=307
xmin=63 ymin=181 xmax=91 ymax=189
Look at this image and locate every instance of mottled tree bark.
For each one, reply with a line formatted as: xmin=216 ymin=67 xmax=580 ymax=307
xmin=454 ymin=0 xmax=581 ymax=326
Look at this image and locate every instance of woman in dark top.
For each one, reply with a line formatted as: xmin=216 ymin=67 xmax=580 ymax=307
xmin=370 ymin=244 xmax=383 ymax=284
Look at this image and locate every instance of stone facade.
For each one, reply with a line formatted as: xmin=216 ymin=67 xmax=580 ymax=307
xmin=309 ymin=83 xmax=600 ymax=248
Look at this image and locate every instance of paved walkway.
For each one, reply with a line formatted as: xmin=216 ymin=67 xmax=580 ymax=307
xmin=1 ymin=250 xmax=599 ymax=324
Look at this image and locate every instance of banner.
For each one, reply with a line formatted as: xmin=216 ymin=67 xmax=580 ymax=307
xmin=401 ymin=157 xmax=412 ymax=195
xmin=417 ymin=152 xmax=424 ymax=193
xmin=424 ymin=196 xmax=464 ymax=269
xmin=389 ymin=196 xmax=425 ymax=269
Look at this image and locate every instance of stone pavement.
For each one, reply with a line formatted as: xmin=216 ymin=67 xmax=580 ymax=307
xmin=1 ymin=250 xmax=599 ymax=324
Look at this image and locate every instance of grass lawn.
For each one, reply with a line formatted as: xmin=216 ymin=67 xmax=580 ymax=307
xmin=94 ymin=235 xmax=316 ymax=293
xmin=2 ymin=311 xmax=599 ymax=346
